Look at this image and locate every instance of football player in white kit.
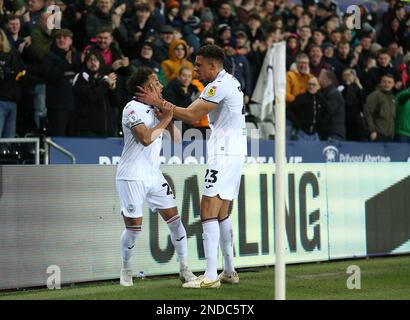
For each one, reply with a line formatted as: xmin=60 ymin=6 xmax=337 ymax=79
xmin=137 ymin=45 xmax=247 ymax=289
xmin=116 ymin=68 xmax=197 ymax=287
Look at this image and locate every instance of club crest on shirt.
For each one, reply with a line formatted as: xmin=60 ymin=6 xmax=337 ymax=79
xmin=207 ymin=86 xmax=217 ymax=97
xmin=127 ymin=204 xmax=135 ymax=213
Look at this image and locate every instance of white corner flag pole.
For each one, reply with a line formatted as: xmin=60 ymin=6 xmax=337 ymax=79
xmin=274 ymin=42 xmax=287 ymax=300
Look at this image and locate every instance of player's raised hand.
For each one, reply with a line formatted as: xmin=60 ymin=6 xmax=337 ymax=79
xmin=156 ymin=102 xmax=173 ymax=121
xmin=136 ymin=86 xmax=161 ymax=107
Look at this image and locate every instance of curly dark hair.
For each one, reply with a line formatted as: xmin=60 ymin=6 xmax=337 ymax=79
xmin=126 ymin=67 xmax=155 ymax=93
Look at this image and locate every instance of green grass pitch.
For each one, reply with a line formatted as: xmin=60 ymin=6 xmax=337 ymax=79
xmin=1 ymin=255 xmax=410 ymax=300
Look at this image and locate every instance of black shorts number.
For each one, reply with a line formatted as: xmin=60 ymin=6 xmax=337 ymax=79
xmin=162 ymin=182 xmax=174 ymax=196
xmin=205 ymin=169 xmax=218 ymax=184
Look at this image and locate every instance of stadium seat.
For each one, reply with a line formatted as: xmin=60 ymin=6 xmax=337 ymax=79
xmin=259 ymin=120 xmax=275 ymax=140
xmin=248 ymin=103 xmax=260 ymax=120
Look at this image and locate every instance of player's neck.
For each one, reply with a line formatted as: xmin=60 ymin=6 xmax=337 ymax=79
xmin=211 ymin=68 xmax=224 ymax=81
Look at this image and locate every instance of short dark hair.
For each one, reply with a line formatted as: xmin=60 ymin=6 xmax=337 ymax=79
xmin=96 ymin=26 xmax=113 ymax=36
xmin=381 ymin=73 xmax=395 ymax=81
xmin=127 ymin=67 xmax=155 ymax=93
xmin=196 ymin=44 xmax=225 ymax=64
xmin=321 ymin=69 xmax=338 ymax=86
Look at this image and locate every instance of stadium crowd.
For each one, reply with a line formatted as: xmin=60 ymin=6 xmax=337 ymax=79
xmin=1 ymin=0 xmax=410 ymax=142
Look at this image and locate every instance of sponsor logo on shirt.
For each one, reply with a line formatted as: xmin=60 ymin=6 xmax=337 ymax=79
xmin=207 ymin=86 xmax=217 ymax=97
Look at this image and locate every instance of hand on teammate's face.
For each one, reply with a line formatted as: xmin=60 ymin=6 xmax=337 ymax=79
xmin=136 ymin=86 xmax=155 ymax=106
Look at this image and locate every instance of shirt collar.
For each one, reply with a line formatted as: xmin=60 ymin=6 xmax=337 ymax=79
xmin=215 ymin=69 xmax=227 ymax=81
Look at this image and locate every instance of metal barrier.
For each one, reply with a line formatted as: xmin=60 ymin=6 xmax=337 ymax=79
xmin=44 ymin=137 xmax=76 ymax=164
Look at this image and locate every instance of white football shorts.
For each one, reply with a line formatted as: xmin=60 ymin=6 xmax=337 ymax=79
xmin=202 ymin=155 xmax=245 ymax=201
xmin=116 ymin=174 xmax=177 ymax=218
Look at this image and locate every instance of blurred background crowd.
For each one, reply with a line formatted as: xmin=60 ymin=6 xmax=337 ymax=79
xmin=1 ymin=0 xmax=410 ymax=142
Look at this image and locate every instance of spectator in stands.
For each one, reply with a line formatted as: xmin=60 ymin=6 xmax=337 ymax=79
xmin=366 ymin=49 xmax=401 ymax=94
xmin=286 ymin=33 xmax=300 ymax=71
xmin=387 ymin=41 xmax=404 ymax=71
xmin=286 ymin=53 xmax=313 ymax=104
xmin=181 ymin=15 xmax=201 ymax=57
xmin=235 ymin=30 xmax=250 ymax=56
xmin=236 ymin=0 xmax=255 ymax=25
xmin=130 ymin=41 xmax=161 ymax=76
xmin=161 ymin=38 xmax=194 ymax=82
xmin=308 ymin=44 xmax=333 ymax=77
xmin=164 ymin=0 xmax=179 ymax=25
xmin=124 ymin=2 xmax=160 ymax=59
xmin=364 ymin=74 xmax=396 ymax=142
xmin=63 ymin=0 xmax=95 ymax=51
xmin=286 ymin=77 xmax=326 ymax=141
xmin=395 ymin=87 xmax=410 ymax=142
xmin=0 ymin=28 xmax=25 ymax=138
xmin=297 ymin=25 xmax=311 ymax=53
xmin=4 ymin=15 xmax=31 ymax=54
xmin=172 ymin=4 xmax=194 ymax=30
xmin=379 ymin=17 xmax=405 ymax=49
xmin=322 ymin=42 xmax=338 ymax=70
xmin=84 ymin=0 xmax=127 ymax=45
xmin=318 ymin=69 xmax=346 ymax=141
xmin=223 ymin=44 xmax=252 ymax=105
xmin=356 ymin=34 xmax=374 ymax=73
xmin=198 ymin=9 xmax=214 ymax=43
xmin=334 ymin=41 xmax=356 ymax=82
xmin=85 ymin=27 xmax=130 ymax=72
xmin=154 ymin=24 xmax=175 ymax=63
xmin=245 ymin=13 xmax=265 ymax=46
xmin=311 ymin=28 xmax=326 ymax=47
xmin=214 ymin=0 xmax=240 ymax=32
xmin=43 ymin=29 xmax=81 ymax=136
xmin=21 ymin=0 xmax=46 ymax=36
xmin=72 ymin=51 xmax=118 ymax=136
xmin=259 ymin=0 xmax=275 ymax=29
xmin=24 ymin=12 xmax=52 ymax=130
xmin=341 ymin=68 xmax=366 ymax=141
xmin=162 ymin=66 xmax=200 ymax=134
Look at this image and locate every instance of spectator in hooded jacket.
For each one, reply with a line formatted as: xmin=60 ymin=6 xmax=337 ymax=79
xmin=161 ymin=38 xmax=194 ymax=82
xmin=43 ymin=28 xmax=82 ymax=136
xmin=72 ymin=51 xmax=119 ymax=136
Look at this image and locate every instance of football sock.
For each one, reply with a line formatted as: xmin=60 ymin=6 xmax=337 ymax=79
xmin=166 ymin=215 xmax=188 ymax=269
xmin=202 ymin=219 xmax=220 ymax=280
xmin=219 ymin=216 xmax=235 ymax=274
xmin=120 ymin=226 xmax=141 ymax=269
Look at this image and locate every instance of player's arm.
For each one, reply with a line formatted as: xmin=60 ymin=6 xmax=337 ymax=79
xmin=131 ymin=106 xmax=173 ymax=147
xmin=165 ymin=121 xmax=182 ymax=144
xmin=168 ymin=99 xmax=216 ymax=124
xmin=136 ymin=86 xmax=217 ymax=124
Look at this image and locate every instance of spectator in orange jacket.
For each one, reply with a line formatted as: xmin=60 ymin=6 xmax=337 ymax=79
xmin=286 ymin=53 xmax=314 ymax=104
xmin=161 ymin=39 xmax=195 ymax=82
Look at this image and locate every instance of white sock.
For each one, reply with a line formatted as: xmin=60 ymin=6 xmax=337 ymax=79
xmin=202 ymin=219 xmax=220 ymax=280
xmin=166 ymin=215 xmax=188 ymax=269
xmin=120 ymin=226 xmax=141 ymax=269
xmin=219 ymin=216 xmax=235 ymax=274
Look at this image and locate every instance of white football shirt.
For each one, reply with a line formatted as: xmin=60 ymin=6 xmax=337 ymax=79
xmin=200 ymin=69 xmax=247 ymax=156
xmin=116 ymin=99 xmax=163 ymax=180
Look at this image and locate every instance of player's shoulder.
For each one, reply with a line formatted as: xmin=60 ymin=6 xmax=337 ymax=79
xmin=124 ymin=99 xmax=150 ymax=114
